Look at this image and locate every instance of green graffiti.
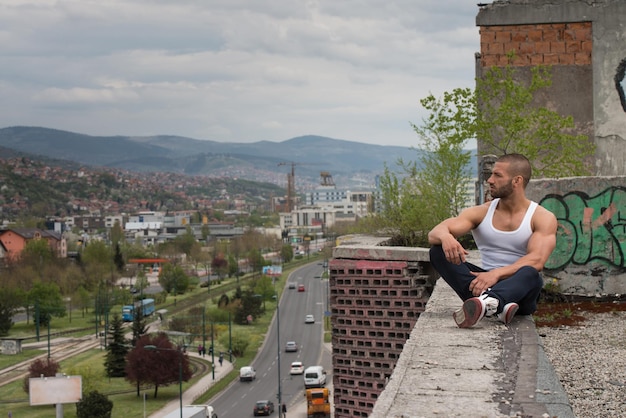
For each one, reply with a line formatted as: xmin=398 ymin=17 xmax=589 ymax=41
xmin=540 ymin=187 xmax=626 ymax=270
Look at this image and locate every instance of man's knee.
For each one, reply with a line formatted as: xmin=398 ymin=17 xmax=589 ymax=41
xmin=518 ymin=266 xmax=543 ymax=287
xmin=429 ymin=245 xmax=444 ymax=263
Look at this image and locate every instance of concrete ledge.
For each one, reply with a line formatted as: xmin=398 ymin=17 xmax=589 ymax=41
xmin=370 ymin=279 xmax=575 ymax=418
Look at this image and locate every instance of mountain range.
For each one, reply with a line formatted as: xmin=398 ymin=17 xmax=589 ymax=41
xmin=0 ymin=126 xmax=425 ymax=189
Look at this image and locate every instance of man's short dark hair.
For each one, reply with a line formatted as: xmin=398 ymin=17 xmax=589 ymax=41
xmin=497 ymin=153 xmax=532 ymax=186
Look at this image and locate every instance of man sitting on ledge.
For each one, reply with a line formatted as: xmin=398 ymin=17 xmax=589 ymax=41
xmin=427 ymin=153 xmax=557 ymax=328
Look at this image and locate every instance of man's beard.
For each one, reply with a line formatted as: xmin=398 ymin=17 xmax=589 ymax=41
xmin=490 ymin=180 xmax=514 ymax=198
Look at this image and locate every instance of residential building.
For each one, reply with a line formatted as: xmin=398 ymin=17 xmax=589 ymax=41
xmin=0 ymin=228 xmax=67 ymax=262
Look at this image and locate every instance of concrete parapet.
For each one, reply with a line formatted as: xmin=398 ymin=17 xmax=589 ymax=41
xmin=370 ymin=280 xmax=574 ymax=418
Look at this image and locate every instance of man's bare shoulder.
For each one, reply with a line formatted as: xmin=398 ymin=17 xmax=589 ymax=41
xmin=534 ymin=203 xmax=557 ymax=219
xmin=457 ymin=202 xmax=490 ymax=226
xmin=532 ymin=204 xmax=558 ymax=231
xmin=462 ymin=202 xmax=490 ymax=218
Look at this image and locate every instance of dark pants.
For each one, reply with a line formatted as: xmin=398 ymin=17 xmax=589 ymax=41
xmin=429 ymin=245 xmax=543 ymax=315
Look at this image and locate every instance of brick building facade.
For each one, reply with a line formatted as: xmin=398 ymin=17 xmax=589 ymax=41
xmin=479 ymin=21 xmax=592 ymax=67
xmin=476 ymin=0 xmax=626 ymax=177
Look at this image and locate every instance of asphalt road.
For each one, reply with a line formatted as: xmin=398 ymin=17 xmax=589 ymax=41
xmin=208 ymin=261 xmax=328 ymax=417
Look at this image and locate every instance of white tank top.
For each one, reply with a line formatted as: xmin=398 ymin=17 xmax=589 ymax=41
xmin=471 ymin=198 xmax=538 ymax=270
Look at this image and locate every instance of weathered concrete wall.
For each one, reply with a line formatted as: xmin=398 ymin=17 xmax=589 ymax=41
xmin=477 ymin=0 xmax=626 ymax=176
xmin=527 ymin=176 xmax=626 ymax=296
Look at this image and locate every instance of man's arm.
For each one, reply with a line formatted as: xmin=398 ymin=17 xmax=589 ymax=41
xmin=468 ymin=206 xmax=557 ymax=295
xmin=428 ymin=205 xmax=487 ymax=264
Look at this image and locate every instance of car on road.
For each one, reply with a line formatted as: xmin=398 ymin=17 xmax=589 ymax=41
xmin=298 ymin=284 xmax=305 ymax=292
xmin=253 ymin=400 xmax=275 ymax=416
xmin=305 ymin=314 xmax=315 ymax=324
xmin=288 ymin=282 xmax=296 ymax=289
xmin=285 ymin=341 xmax=298 ymax=352
xmin=239 ymin=366 xmax=256 ymax=382
xmin=289 ymin=361 xmax=304 ymax=375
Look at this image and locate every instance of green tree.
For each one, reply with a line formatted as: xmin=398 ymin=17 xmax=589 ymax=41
xmin=253 ymin=275 xmax=275 ymax=310
xmin=475 ymin=62 xmax=593 ymax=177
xmin=104 ymin=314 xmax=128 ymax=377
xmin=113 ymin=242 xmax=125 ymax=273
xmin=280 ymin=244 xmax=293 ymax=263
xmin=247 ymin=248 xmax=265 ymax=273
xmin=376 ymin=88 xmax=474 ymax=246
xmin=76 ymin=390 xmax=113 ymax=418
xmin=76 ymin=286 xmax=91 ymax=318
xmin=158 ymin=263 xmax=190 ymax=294
xmin=135 ymin=269 xmax=149 ymax=294
xmin=234 ymin=288 xmax=264 ymax=324
xmin=20 ymin=238 xmax=56 ymax=277
xmin=0 ymin=287 xmax=24 ymax=336
xmin=30 ymin=281 xmax=66 ymax=327
xmin=131 ymin=302 xmax=148 ymax=347
xmin=110 ymin=220 xmax=124 ymax=246
xmin=219 ymin=329 xmax=251 ymax=357
xmin=173 ymin=227 xmax=199 ymax=258
xmin=228 ymin=254 xmax=238 ymax=278
xmin=81 ymin=240 xmax=115 ymax=288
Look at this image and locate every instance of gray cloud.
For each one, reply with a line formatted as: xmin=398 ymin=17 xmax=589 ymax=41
xmin=0 ymin=0 xmax=480 ymax=147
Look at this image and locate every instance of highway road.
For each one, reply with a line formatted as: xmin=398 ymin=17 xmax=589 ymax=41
xmin=209 ymin=261 xmax=329 ymax=417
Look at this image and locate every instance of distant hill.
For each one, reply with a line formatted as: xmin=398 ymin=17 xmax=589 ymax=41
xmin=0 ymin=126 xmax=428 ymax=188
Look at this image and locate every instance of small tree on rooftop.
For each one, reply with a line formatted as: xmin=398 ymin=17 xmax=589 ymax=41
xmin=376 ymin=87 xmax=474 ymax=246
xmin=475 ymin=54 xmax=594 ymax=177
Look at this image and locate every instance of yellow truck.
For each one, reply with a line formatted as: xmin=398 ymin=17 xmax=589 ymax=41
xmin=305 ymin=387 xmax=331 ymax=418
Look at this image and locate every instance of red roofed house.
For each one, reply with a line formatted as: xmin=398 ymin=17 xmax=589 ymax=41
xmin=0 ymin=228 xmax=67 ymax=262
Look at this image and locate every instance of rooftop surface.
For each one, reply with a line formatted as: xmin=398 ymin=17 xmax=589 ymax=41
xmin=370 ymin=279 xmax=575 ymax=418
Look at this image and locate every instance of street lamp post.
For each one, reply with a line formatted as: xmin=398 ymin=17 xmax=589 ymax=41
xmin=144 ymin=344 xmax=184 ymax=418
xmin=275 ymin=292 xmax=283 ymax=418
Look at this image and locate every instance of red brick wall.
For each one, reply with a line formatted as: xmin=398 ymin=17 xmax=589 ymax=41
xmin=329 ymin=258 xmax=433 ymax=417
xmin=479 ymin=22 xmax=592 ymax=67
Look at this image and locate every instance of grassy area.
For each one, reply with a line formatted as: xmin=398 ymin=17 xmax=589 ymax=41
xmin=0 ymin=255 xmax=322 ymax=417
xmin=0 ymin=348 xmax=212 ymax=418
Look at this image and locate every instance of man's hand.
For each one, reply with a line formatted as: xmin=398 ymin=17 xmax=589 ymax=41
xmin=469 ymin=271 xmax=499 ymax=296
xmin=441 ymin=236 xmax=469 ymax=265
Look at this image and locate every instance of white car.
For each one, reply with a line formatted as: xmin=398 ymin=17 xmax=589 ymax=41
xmin=239 ymin=366 xmax=256 ymax=382
xmin=305 ymin=314 xmax=315 ymax=324
xmin=289 ymin=361 xmax=304 ymax=375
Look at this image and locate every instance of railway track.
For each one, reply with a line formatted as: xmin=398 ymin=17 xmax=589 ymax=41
xmin=0 ymin=334 xmax=100 ymax=387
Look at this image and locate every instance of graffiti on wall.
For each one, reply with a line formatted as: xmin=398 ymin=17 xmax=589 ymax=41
xmin=616 ymin=58 xmax=626 ymax=112
xmin=540 ymin=187 xmax=626 ymax=270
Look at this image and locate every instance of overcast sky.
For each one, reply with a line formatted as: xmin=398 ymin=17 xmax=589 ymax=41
xmin=0 ymin=0 xmax=480 ymax=148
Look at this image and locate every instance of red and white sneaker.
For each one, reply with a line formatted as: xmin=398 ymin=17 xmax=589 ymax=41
xmin=453 ymin=294 xmax=499 ymax=328
xmin=497 ymin=302 xmax=519 ymax=325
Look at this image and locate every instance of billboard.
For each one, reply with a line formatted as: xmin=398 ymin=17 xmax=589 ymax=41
xmin=262 ymin=265 xmax=282 ymax=276
xmin=29 ymin=375 xmax=82 ymax=406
